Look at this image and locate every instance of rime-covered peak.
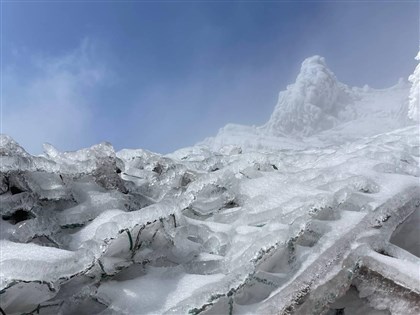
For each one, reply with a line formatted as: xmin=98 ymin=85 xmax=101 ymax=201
xmin=202 ymin=55 xmax=412 ymax=152
xmin=408 ymin=50 xmax=420 ymax=122
xmin=263 ymin=55 xmax=353 ymax=136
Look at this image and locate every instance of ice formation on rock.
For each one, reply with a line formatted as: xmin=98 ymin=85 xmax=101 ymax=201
xmin=0 ymin=56 xmax=419 ymax=315
xmin=408 ymin=51 xmax=420 ymax=122
xmin=264 ymin=55 xmax=355 ymax=136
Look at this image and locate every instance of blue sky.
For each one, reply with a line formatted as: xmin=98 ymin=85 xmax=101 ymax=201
xmin=2 ymin=1 xmax=419 ymax=154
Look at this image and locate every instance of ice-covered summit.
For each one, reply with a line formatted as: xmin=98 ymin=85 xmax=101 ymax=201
xmin=203 ymin=55 xmax=413 ymax=152
xmin=264 ymin=55 xmax=354 ymax=136
xmin=408 ymin=51 xmax=420 ymax=122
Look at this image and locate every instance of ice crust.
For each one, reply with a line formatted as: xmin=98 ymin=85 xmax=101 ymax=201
xmin=0 ymin=55 xmax=419 ymax=315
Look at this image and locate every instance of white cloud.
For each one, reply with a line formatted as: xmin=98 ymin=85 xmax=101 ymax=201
xmin=2 ymin=38 xmax=109 ymax=154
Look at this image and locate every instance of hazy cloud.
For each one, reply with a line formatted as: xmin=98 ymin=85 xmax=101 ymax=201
xmin=3 ymin=38 xmax=109 ymax=154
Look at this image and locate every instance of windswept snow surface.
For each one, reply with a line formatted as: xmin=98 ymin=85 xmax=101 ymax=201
xmin=0 ymin=55 xmax=419 ymax=315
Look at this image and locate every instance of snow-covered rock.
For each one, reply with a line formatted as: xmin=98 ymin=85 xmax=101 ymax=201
xmin=408 ymin=51 xmax=420 ymax=122
xmin=264 ymin=55 xmax=355 ymax=136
